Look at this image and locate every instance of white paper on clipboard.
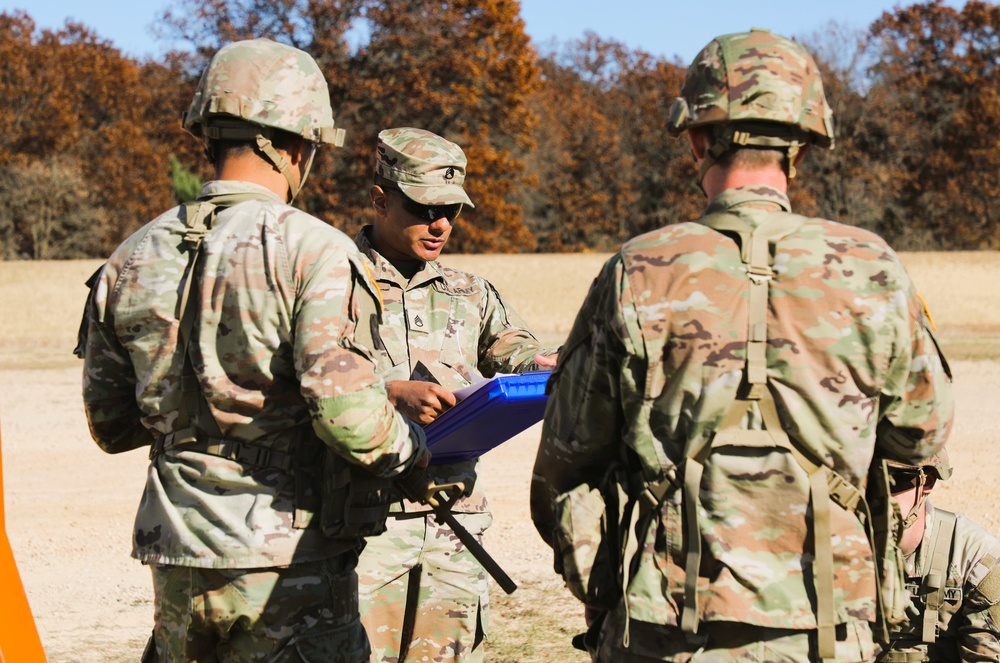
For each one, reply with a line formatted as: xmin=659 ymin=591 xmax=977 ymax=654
xmin=451 ymin=373 xmax=515 ymax=402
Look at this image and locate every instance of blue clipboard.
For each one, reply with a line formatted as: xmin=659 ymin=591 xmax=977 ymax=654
xmin=423 ymin=372 xmax=551 ymax=465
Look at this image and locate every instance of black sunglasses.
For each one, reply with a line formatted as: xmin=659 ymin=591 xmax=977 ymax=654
xmin=385 ymin=188 xmax=463 ymax=223
xmin=889 ymin=469 xmax=936 ymax=494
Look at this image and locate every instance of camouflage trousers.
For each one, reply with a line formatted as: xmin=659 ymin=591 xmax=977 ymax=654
xmin=356 ymin=511 xmax=492 ymax=663
xmin=148 ymin=554 xmax=369 ymax=662
xmin=587 ymin=607 xmax=879 ymax=663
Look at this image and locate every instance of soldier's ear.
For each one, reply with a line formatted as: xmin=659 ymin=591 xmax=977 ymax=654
xmin=793 ymin=144 xmax=810 ymax=167
xmin=687 ymin=127 xmax=710 ymax=162
xmin=285 ymin=136 xmax=307 ymax=167
xmin=370 ymin=185 xmax=389 ymax=218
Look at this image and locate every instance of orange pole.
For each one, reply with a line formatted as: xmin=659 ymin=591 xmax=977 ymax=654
xmin=0 ymin=417 xmax=47 ymax=662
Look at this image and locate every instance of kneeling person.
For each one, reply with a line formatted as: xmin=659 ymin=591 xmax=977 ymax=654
xmin=880 ymin=451 xmax=1000 ymax=661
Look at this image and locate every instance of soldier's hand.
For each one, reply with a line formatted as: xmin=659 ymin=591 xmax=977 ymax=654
xmin=386 ymin=380 xmax=457 ymax=425
xmin=535 ymin=352 xmax=558 ymax=368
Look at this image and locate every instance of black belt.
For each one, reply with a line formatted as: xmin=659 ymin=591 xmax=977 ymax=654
xmin=151 ymin=431 xmax=294 ymax=471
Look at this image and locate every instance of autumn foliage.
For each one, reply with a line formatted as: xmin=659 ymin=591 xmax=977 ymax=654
xmin=0 ymin=1 xmax=997 ymax=258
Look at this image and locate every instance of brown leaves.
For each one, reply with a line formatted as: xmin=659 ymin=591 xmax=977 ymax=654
xmin=0 ymin=11 xmax=177 ymax=255
xmin=865 ymin=0 xmax=1000 ymax=249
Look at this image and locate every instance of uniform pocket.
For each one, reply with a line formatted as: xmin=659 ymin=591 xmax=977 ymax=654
xmin=439 ymin=296 xmax=476 ymax=368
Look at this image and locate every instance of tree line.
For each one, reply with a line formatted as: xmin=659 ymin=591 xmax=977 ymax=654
xmin=0 ymin=0 xmax=997 ymax=259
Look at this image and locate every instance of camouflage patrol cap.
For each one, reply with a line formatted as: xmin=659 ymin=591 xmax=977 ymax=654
xmin=885 ymin=448 xmax=952 ymax=482
xmin=666 ymin=28 xmax=834 ymax=149
xmin=375 ymin=128 xmax=475 ymax=208
xmin=183 ymin=38 xmax=345 ymax=147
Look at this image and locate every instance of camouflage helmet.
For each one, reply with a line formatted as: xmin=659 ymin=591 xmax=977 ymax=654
xmin=667 ymin=29 xmax=834 ymax=179
xmin=375 ymin=128 xmax=475 ymax=207
xmin=182 ymin=39 xmax=345 ymax=202
xmin=183 ymin=38 xmax=344 ymax=147
xmin=885 ymin=448 xmax=952 ymax=482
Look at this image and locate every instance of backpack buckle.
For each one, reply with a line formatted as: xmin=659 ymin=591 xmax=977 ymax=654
xmin=747 ymin=264 xmax=773 ymax=285
xmin=827 ymin=472 xmax=862 ymax=512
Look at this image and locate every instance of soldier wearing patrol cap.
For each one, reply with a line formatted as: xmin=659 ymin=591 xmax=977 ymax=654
xmin=530 ymin=29 xmax=954 ymax=662
xmin=352 ymin=127 xmax=557 ymax=662
xmin=79 ymin=39 xmax=427 ymax=661
xmin=879 ymin=450 xmax=1000 ymax=661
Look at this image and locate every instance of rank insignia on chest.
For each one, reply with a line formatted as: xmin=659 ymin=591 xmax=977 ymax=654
xmin=407 ymin=310 xmax=429 ymax=335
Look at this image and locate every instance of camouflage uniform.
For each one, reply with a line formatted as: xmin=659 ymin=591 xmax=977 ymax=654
xmin=353 ymin=128 xmax=550 ymax=663
xmin=80 ymin=40 xmax=425 ymax=662
xmin=879 ymin=453 xmax=1000 ymax=661
xmin=530 ymin=30 xmax=954 ymax=663
xmin=879 ymin=503 xmax=1000 ymax=662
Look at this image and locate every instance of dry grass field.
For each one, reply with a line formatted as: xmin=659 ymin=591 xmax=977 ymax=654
xmin=2 ymin=252 xmax=999 ymax=662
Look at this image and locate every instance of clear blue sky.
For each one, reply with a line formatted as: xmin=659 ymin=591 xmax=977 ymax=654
xmin=0 ymin=0 xmax=968 ymax=62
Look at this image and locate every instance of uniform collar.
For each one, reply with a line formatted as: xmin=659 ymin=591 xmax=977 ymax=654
xmin=705 ymin=185 xmax=792 ymax=216
xmin=199 ymin=180 xmax=285 ymax=203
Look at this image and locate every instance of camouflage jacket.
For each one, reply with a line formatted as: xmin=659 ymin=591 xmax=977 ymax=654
xmin=880 ymin=503 xmax=1000 ymax=662
xmin=531 ymin=185 xmax=954 ymax=629
xmin=355 ymin=226 xmax=548 ymax=513
xmin=82 ymin=180 xmax=424 ymax=568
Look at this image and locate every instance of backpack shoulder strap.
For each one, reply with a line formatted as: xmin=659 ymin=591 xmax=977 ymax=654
xmin=153 ymin=192 xmax=275 ymax=454
xmin=921 ymin=508 xmax=957 ymax=643
xmin=160 ymin=199 xmax=223 ymax=449
xmin=681 ymin=210 xmax=848 ymax=661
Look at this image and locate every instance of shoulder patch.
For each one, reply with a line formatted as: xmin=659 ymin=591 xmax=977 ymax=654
xmin=361 ymin=260 xmax=383 ymax=312
xmin=917 ymin=293 xmax=937 ymax=331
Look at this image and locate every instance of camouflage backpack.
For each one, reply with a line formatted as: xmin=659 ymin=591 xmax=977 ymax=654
xmin=551 ymin=210 xmax=906 ymax=660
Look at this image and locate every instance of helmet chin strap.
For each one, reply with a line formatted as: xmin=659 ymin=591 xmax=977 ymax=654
xmin=299 ymin=144 xmax=317 ymax=195
xmin=255 ymin=134 xmax=300 ymax=203
xmin=901 ymin=469 xmax=932 ymax=531
xmin=200 ymin=120 xmax=311 ymax=203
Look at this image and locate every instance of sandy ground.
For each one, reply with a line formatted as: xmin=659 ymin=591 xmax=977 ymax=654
xmin=2 ymin=359 xmax=998 ymax=662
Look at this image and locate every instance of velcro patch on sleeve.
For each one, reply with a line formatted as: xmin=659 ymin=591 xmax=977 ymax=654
xmin=976 ymin=563 xmax=1000 ymax=604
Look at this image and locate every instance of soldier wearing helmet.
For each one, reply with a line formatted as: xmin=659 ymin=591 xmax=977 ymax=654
xmin=79 ymin=39 xmax=427 ymax=662
xmin=182 ymin=37 xmax=346 ymax=202
xmin=531 ymin=29 xmax=953 ymax=662
xmin=878 ymin=450 xmax=1000 ymax=662
xmin=352 ymin=127 xmax=557 ymax=662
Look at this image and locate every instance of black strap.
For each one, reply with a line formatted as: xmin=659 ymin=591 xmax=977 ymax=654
xmin=156 ymin=433 xmax=294 ymax=471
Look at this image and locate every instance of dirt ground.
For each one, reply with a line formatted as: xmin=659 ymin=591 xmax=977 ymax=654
xmin=2 ymin=254 xmax=999 ymax=662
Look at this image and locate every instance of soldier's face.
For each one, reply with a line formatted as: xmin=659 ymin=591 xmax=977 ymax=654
xmin=890 ymin=470 xmax=935 ymax=555
xmin=373 ymin=188 xmax=455 ymax=262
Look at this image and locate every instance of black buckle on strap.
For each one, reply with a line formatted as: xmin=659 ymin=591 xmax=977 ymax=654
xmin=226 ymin=440 xmax=292 ymax=471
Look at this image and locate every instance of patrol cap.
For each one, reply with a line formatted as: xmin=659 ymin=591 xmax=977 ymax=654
xmin=885 ymin=448 xmax=952 ymax=482
xmin=375 ymin=128 xmax=475 ymax=208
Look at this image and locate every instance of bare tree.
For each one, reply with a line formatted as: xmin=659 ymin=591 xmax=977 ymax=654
xmin=0 ymin=158 xmax=106 ymax=259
